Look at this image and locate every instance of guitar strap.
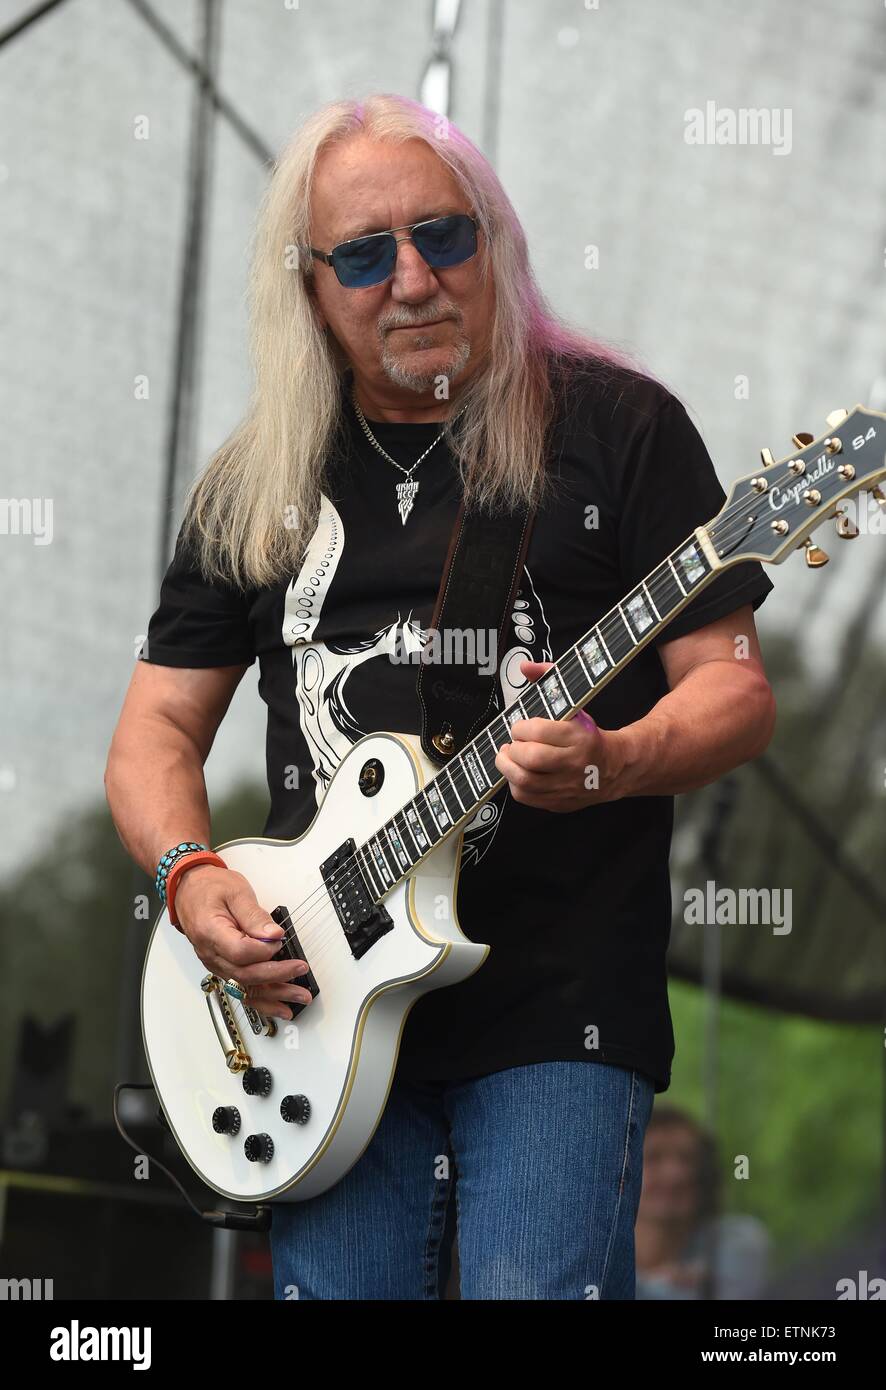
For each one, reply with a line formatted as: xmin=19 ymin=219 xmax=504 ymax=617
xmin=417 ymin=497 xmax=536 ymax=765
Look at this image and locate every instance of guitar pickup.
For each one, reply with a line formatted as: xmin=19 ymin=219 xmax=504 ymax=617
xmin=320 ymin=838 xmax=394 ymax=960
xmin=270 ymin=905 xmax=320 ymax=1017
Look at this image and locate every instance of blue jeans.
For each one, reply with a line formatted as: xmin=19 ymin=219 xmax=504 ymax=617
xmin=270 ymin=1061 xmax=655 ymax=1300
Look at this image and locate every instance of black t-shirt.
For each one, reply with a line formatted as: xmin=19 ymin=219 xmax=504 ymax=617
xmin=142 ymin=362 xmax=773 ymax=1093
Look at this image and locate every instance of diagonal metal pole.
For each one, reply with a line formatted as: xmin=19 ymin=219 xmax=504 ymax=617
xmin=0 ymin=0 xmax=71 ymax=49
xmin=126 ymin=0 xmax=274 ymax=167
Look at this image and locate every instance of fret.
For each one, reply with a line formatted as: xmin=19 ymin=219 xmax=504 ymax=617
xmin=578 ymin=631 xmax=610 ymax=683
xmin=600 ymin=613 xmax=633 ymax=665
xmin=462 ymin=745 xmax=490 ymax=796
xmin=561 ymin=650 xmax=588 ymax=703
xmin=415 ymin=794 xmax=443 ymax=846
xmin=596 ymin=626 xmax=615 ymax=665
xmin=503 ymin=700 xmax=526 ymax=730
xmin=448 ymin=760 xmax=474 ymax=811
xmin=642 ymin=580 xmax=661 ymax=621
xmin=574 ymin=642 xmax=594 ymax=685
xmin=404 ymin=801 xmax=433 ymax=853
xmin=495 ymin=717 xmax=512 ymax=747
xmin=383 ymin=821 xmax=411 ymax=874
xmin=369 ymin=835 xmax=394 ymax=887
xmin=675 ymin=539 xmax=708 ymax=588
xmin=443 ymin=765 xmax=467 ymax=814
xmin=474 ymin=735 xmax=501 ymax=784
xmin=539 ymin=667 xmax=571 ymax=715
xmin=422 ymin=782 xmax=452 ymax=833
xmin=667 ymin=554 xmax=688 ymax=595
xmin=618 ymin=606 xmax=639 ymax=645
xmin=623 ymin=589 xmax=655 ymax=641
xmin=534 ymin=683 xmax=554 ymax=716
xmin=469 ymin=736 xmax=497 ymax=783
xmin=519 ymin=685 xmax=546 ymax=720
xmin=647 ymin=560 xmax=683 ymax=618
xmin=396 ymin=809 xmax=421 ymax=860
xmin=489 ymin=717 xmax=511 ymax=750
xmin=481 ymin=712 xmax=521 ymax=781
xmin=432 ymin=771 xmax=458 ymax=823
xmin=554 ymin=660 xmax=580 ymax=705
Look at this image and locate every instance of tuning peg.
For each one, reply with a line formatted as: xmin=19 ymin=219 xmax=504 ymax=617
xmin=825 ymin=408 xmax=849 ymax=429
xmin=835 ymin=509 xmax=859 ymax=539
xmin=791 ymin=432 xmax=814 ymax=449
xmin=801 ymin=538 xmax=830 ymax=567
xmin=872 ymin=486 xmax=886 ymax=507
xmin=759 ymin=447 xmax=775 ymax=467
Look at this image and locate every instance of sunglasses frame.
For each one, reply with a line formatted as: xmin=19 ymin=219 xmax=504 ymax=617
xmin=309 ymin=213 xmax=479 ymax=287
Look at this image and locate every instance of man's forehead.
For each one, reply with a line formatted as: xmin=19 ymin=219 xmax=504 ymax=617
xmin=332 ymin=203 xmax=467 ymax=244
xmin=311 ymin=140 xmax=468 ymax=244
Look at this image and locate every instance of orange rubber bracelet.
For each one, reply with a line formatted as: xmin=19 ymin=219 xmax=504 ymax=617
xmin=166 ymin=850 xmax=228 ymax=930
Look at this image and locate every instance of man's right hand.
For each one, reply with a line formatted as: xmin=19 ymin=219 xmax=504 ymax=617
xmin=173 ymin=865 xmax=313 ymax=1021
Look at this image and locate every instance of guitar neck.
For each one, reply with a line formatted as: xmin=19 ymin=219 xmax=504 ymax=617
xmin=354 ymin=525 xmax=725 ymax=900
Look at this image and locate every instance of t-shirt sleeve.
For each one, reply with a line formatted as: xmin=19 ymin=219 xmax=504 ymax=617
xmin=139 ymin=524 xmax=256 ymax=668
xmin=617 ymin=394 xmax=774 ymax=644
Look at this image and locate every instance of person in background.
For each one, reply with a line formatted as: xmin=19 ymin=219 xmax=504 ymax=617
xmin=635 ymin=1105 xmax=771 ymax=1299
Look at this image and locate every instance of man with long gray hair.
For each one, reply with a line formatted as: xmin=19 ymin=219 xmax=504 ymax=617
xmin=106 ymin=93 xmax=775 ymax=1300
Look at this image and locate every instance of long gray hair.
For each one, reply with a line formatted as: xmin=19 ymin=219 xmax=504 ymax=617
xmin=184 ymin=93 xmax=636 ymax=589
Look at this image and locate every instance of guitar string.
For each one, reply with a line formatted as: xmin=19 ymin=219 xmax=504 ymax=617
xmin=224 ymin=472 xmax=836 ymax=998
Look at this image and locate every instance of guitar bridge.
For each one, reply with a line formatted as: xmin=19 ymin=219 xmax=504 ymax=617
xmin=270 ymin=905 xmax=321 ymax=1016
xmin=320 ymin=838 xmax=394 ymax=960
xmin=201 ymin=974 xmax=251 ymax=1073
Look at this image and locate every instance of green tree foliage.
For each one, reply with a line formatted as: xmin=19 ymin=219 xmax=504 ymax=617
xmin=0 ymin=783 xmax=270 ymax=1119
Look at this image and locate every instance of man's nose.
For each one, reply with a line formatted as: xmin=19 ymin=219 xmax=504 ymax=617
xmin=389 ymin=235 xmax=438 ymax=297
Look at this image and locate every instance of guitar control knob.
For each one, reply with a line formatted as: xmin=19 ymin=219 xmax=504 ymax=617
xmin=280 ymin=1094 xmax=311 ymax=1125
xmin=244 ymin=1133 xmax=274 ymax=1164
xmin=212 ymin=1106 xmax=241 ymax=1136
xmin=242 ymin=1066 xmax=272 ymax=1097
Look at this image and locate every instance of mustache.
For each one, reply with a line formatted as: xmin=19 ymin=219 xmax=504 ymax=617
xmin=380 ymin=307 xmax=461 ymax=332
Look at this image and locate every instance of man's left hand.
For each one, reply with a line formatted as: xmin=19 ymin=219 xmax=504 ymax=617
xmin=494 ymin=661 xmax=625 ymax=811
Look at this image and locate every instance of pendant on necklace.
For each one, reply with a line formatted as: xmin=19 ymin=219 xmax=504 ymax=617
xmin=396 ymin=477 xmax=419 ymax=525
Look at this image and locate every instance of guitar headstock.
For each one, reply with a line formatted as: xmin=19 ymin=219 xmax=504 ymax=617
xmin=708 ymin=405 xmax=886 ymax=568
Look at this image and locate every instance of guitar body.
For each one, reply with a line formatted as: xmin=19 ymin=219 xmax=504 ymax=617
xmin=141 ymin=732 xmax=488 ymax=1203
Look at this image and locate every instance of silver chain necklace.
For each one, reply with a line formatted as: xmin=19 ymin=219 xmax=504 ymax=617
xmin=351 ymin=385 xmax=467 ymax=525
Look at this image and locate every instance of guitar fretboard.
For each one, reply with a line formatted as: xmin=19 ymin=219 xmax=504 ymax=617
xmin=353 ymin=529 xmax=718 ymax=900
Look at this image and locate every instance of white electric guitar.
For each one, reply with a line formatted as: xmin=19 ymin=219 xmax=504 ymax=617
xmin=142 ymin=406 xmax=885 ymax=1204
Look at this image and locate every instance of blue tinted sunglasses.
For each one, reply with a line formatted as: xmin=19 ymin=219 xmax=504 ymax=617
xmin=309 ymin=213 xmax=478 ymax=288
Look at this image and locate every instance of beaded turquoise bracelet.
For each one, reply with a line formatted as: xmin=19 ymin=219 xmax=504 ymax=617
xmin=155 ymin=842 xmax=208 ymax=903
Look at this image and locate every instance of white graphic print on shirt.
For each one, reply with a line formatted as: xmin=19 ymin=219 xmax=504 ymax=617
xmin=281 ymin=494 xmax=552 ymax=870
